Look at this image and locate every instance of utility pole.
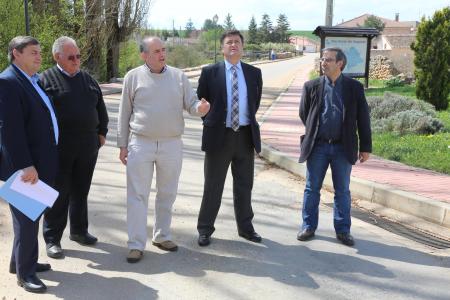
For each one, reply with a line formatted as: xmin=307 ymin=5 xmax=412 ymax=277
xmin=325 ymin=0 xmax=333 ymax=26
xmin=24 ymin=0 xmax=30 ymax=35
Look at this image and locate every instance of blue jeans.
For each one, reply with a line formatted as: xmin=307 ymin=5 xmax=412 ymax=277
xmin=301 ymin=142 xmax=352 ymax=234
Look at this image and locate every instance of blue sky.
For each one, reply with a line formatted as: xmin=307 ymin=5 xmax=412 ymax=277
xmin=146 ymin=0 xmax=449 ymax=30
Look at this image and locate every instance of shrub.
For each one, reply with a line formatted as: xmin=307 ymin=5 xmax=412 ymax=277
xmin=385 ymin=76 xmax=405 ymax=88
xmin=368 ymin=92 xmax=444 ymax=135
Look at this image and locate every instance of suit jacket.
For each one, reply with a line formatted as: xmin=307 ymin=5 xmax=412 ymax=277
xmin=197 ymin=61 xmax=263 ymax=153
xmin=299 ymin=75 xmax=372 ymax=165
xmin=0 ymin=65 xmax=58 ymax=183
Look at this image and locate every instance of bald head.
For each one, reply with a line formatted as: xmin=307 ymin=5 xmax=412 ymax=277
xmin=140 ymin=37 xmax=166 ymax=73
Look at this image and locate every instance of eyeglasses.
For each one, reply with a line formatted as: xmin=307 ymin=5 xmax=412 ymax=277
xmin=320 ymin=57 xmax=336 ymax=63
xmin=67 ymin=54 xmax=81 ymax=61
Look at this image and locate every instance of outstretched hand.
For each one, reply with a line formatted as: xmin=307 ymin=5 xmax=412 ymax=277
xmin=198 ymin=98 xmax=210 ymax=115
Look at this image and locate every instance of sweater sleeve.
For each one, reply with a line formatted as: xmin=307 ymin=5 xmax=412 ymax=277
xmin=181 ymin=72 xmax=202 ymax=117
xmin=117 ymin=72 xmax=134 ymax=147
xmin=90 ymin=75 xmax=109 ymax=137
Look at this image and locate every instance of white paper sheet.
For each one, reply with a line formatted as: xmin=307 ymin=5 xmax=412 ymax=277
xmin=10 ymin=170 xmax=59 ymax=207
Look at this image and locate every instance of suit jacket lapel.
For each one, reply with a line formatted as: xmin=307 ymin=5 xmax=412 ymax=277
xmin=318 ymin=76 xmax=325 ymax=108
xmin=10 ymin=65 xmax=49 ymax=110
xmin=217 ymin=62 xmax=227 ymax=106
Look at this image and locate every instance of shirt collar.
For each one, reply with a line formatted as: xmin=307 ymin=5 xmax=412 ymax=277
xmin=144 ymin=63 xmax=167 ymax=74
xmin=325 ymin=74 xmax=343 ymax=87
xmin=224 ymin=59 xmax=242 ymax=71
xmin=13 ymin=64 xmax=39 ymax=84
xmin=57 ymin=64 xmax=80 ymax=77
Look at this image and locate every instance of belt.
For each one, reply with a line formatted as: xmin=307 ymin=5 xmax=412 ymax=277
xmin=226 ymin=125 xmax=250 ymax=132
xmin=316 ymin=138 xmax=341 ymax=144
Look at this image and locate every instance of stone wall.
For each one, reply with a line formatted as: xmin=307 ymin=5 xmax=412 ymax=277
xmin=371 ymin=49 xmax=415 ymax=77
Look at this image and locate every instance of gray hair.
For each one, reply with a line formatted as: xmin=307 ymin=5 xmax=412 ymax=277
xmin=8 ymin=36 xmax=40 ymax=63
xmin=322 ymin=47 xmax=347 ymax=71
xmin=52 ymin=36 xmax=77 ymax=55
xmin=139 ymin=36 xmax=162 ymax=53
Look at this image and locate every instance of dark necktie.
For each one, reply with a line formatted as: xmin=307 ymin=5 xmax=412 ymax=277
xmin=231 ymin=65 xmax=239 ymax=131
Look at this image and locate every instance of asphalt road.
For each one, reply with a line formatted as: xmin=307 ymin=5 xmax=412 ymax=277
xmin=1 ymin=55 xmax=449 ymax=299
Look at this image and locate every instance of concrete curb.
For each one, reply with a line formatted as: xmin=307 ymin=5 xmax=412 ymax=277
xmin=260 ymin=144 xmax=450 ymax=229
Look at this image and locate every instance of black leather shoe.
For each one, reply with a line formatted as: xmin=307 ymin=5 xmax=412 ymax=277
xmin=297 ymin=229 xmax=315 ymax=241
xmin=336 ymin=233 xmax=355 ymax=246
xmin=198 ymin=234 xmax=211 ymax=247
xmin=10 ymin=263 xmax=51 ymax=274
xmin=46 ymin=243 xmax=64 ymax=259
xmin=238 ymin=231 xmax=262 ymax=243
xmin=69 ymin=232 xmax=98 ymax=245
xmin=17 ymin=274 xmax=47 ymax=293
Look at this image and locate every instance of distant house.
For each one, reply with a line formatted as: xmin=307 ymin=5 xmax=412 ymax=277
xmin=336 ymin=13 xmax=419 ymax=76
xmin=289 ymin=36 xmax=319 ymax=53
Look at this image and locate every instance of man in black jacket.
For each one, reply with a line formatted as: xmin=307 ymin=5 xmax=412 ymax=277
xmin=297 ymin=47 xmax=371 ymax=246
xmin=40 ymin=36 xmax=109 ymax=258
xmin=196 ymin=30 xmax=263 ymax=246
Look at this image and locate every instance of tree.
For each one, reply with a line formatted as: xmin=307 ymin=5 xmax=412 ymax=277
xmin=185 ymin=18 xmax=195 ymax=37
xmin=0 ymin=0 xmax=23 ymax=70
xmin=259 ymin=14 xmax=273 ymax=43
xmin=411 ymin=7 xmax=450 ymax=110
xmin=202 ymin=18 xmax=215 ymax=31
xmin=362 ymin=15 xmax=385 ymax=32
xmin=274 ymin=13 xmax=290 ymax=43
xmin=223 ymin=13 xmax=235 ymax=30
xmin=84 ymin=0 xmax=104 ymax=78
xmin=247 ymin=16 xmax=258 ymax=44
xmin=104 ymin=0 xmax=151 ymax=80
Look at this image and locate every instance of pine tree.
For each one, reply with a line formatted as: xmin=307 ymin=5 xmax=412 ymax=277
xmin=411 ymin=7 xmax=450 ymax=110
xmin=248 ymin=16 xmax=258 ymax=44
xmin=223 ymin=13 xmax=235 ymax=30
xmin=259 ymin=14 xmax=273 ymax=43
xmin=274 ymin=14 xmax=290 ymax=43
xmin=185 ymin=18 xmax=195 ymax=37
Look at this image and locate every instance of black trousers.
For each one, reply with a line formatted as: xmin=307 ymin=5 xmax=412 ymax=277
xmin=9 ymin=205 xmax=40 ymax=278
xmin=197 ymin=126 xmax=255 ymax=236
xmin=43 ymin=133 xmax=99 ymax=244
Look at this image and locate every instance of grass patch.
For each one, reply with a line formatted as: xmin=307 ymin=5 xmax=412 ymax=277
xmin=366 ymin=84 xmax=416 ymax=98
xmin=289 ymin=30 xmax=319 ymax=41
xmin=372 ymin=132 xmax=450 ymax=174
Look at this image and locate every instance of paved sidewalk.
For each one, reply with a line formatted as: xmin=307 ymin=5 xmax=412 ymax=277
xmin=259 ymin=62 xmax=450 ymax=228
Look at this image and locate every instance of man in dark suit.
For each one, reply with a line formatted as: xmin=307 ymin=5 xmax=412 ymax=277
xmin=297 ymin=47 xmax=372 ymax=246
xmin=196 ymin=30 xmax=263 ymax=246
xmin=41 ymin=36 xmax=109 ymax=259
xmin=0 ymin=36 xmax=59 ymax=293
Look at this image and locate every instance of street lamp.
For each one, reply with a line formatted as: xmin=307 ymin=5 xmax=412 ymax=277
xmin=213 ymin=14 xmax=219 ymax=63
xmin=24 ymin=0 xmax=30 ymax=35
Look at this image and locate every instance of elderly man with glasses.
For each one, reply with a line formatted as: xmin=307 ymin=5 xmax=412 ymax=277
xmin=40 ymin=36 xmax=109 ymax=259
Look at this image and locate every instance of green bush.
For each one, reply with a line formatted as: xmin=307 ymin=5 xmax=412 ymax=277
xmin=368 ymin=92 xmax=444 ymax=134
xmin=166 ymin=45 xmax=204 ymax=69
xmin=385 ymin=76 xmax=405 ymax=88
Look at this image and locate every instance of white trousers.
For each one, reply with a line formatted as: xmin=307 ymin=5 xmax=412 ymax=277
xmin=126 ymin=135 xmax=182 ymax=250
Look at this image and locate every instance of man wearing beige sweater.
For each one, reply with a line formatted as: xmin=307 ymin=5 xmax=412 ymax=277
xmin=117 ymin=37 xmax=210 ymax=263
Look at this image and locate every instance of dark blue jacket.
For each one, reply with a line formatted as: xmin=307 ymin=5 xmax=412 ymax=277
xmin=0 ymin=65 xmax=58 ymax=183
xmin=197 ymin=61 xmax=263 ymax=153
xmin=299 ymin=75 xmax=372 ymax=165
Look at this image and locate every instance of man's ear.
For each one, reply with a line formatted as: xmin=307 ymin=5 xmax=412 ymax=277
xmin=140 ymin=52 xmax=146 ymax=61
xmin=53 ymin=52 xmax=60 ymax=62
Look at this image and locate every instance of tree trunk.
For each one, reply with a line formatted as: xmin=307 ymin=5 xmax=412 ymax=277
xmin=84 ymin=0 xmax=103 ymax=80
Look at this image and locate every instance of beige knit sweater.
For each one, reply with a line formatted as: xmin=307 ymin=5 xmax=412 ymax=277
xmin=117 ymin=64 xmax=202 ymax=147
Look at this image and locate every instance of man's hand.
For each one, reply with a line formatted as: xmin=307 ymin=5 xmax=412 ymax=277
xmin=119 ymin=147 xmax=128 ymax=165
xmin=21 ymin=166 xmax=38 ymax=184
xmin=98 ymin=135 xmax=106 ymax=148
xmin=198 ymin=98 xmax=210 ymax=115
xmin=359 ymin=152 xmax=370 ymax=163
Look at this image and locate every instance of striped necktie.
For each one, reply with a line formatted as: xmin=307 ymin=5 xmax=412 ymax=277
xmin=231 ymin=65 xmax=239 ymax=131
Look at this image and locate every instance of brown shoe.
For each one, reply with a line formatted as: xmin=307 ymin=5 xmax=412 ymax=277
xmin=127 ymin=249 xmax=143 ymax=263
xmin=152 ymin=240 xmax=178 ymax=252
